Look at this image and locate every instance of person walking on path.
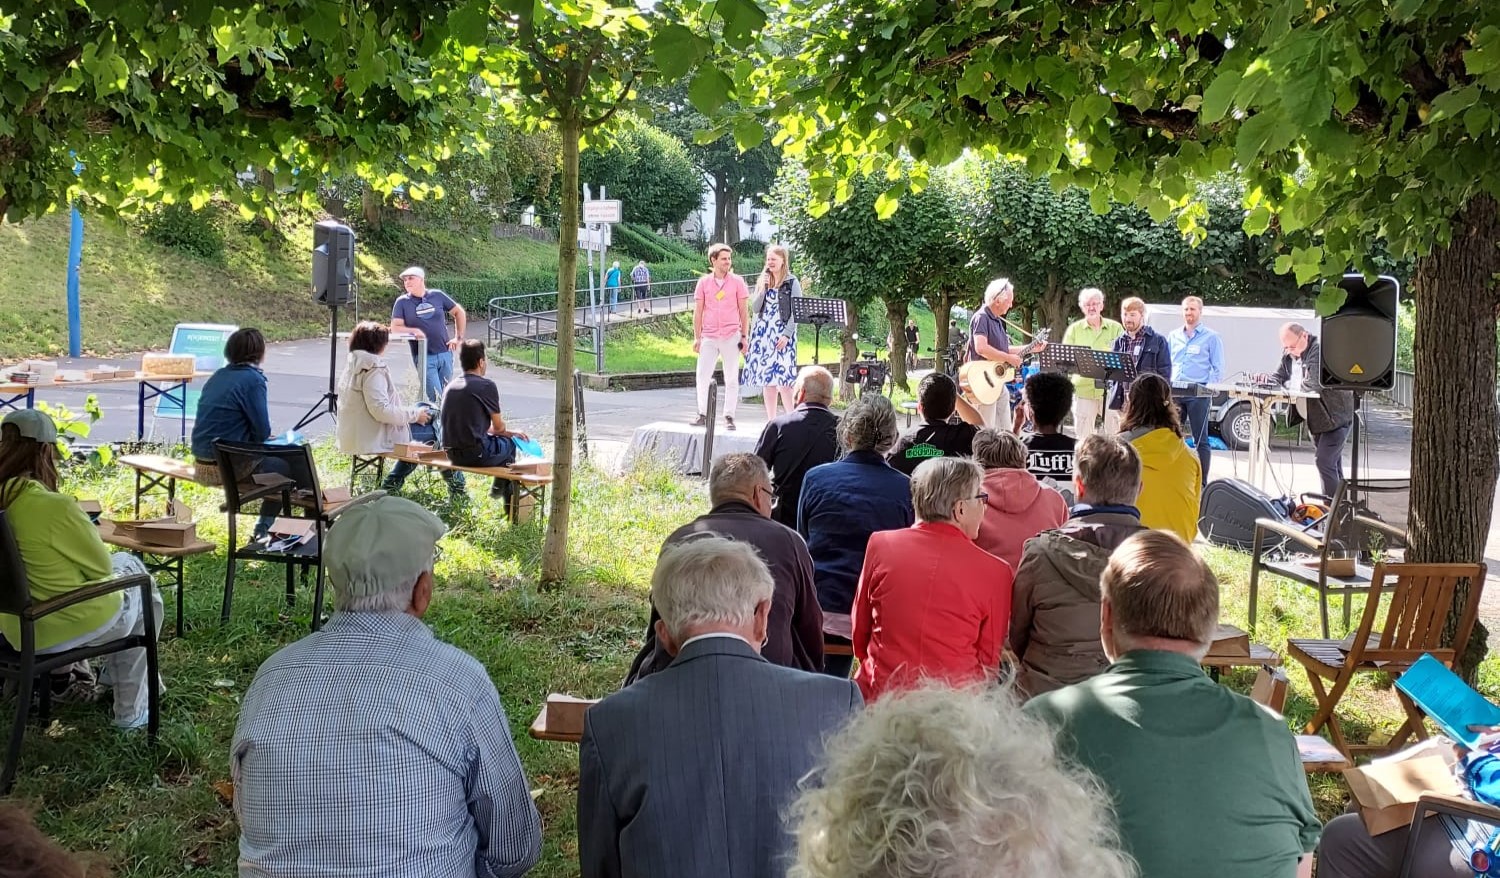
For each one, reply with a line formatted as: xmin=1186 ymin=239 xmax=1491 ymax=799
xmin=390 ymin=266 xmax=466 ymax=404
xmin=605 ymin=261 xmax=622 ymax=315
xmin=691 ymin=243 xmax=750 ymax=431
xmin=631 ymin=260 xmax=651 ymax=315
xmin=744 ymin=244 xmax=802 ymax=421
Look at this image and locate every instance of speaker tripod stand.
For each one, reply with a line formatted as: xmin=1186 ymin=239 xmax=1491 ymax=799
xmin=293 ymin=304 xmax=342 ymax=432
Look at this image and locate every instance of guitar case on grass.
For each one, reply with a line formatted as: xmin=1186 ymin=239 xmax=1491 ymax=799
xmin=1199 ymin=478 xmax=1293 ymax=551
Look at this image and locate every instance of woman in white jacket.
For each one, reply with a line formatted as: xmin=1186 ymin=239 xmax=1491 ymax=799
xmin=337 ymin=321 xmax=465 ymax=498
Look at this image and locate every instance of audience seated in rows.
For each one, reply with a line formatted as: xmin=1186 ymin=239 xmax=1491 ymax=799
xmin=0 ymin=409 xmax=163 ymax=727
xmin=190 ymin=327 xmax=282 ymax=537
xmin=335 ymin=320 xmax=465 ymax=499
xmin=886 ymin=373 xmax=980 ymax=476
xmin=788 ymin=685 xmax=1136 ymax=878
xmin=798 ymin=395 xmax=913 ymax=679
xmin=1018 ymin=371 xmax=1076 ymax=491
xmin=1120 ymin=372 xmax=1201 ymax=543
xmin=232 ymin=496 xmax=542 ymax=878
xmin=753 ymin=365 xmax=840 ymax=528
xmin=1026 ymin=531 xmax=1320 ymax=878
xmin=853 ymin=457 xmax=1013 ymax=701
xmin=972 ymin=427 xmax=1067 ymax=572
xmin=441 ymin=339 xmax=529 ymax=501
xmin=1010 ymin=434 xmax=1146 ymax=698
xmin=579 ymin=537 xmax=861 ymax=878
xmin=625 ymin=453 xmax=824 ymax=683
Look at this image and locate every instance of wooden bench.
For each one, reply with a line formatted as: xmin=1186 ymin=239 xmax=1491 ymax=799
xmin=98 ymin=519 xmax=215 ymax=637
xmin=118 ymin=454 xmax=200 ymax=518
xmin=351 ymin=451 xmax=553 ymax=524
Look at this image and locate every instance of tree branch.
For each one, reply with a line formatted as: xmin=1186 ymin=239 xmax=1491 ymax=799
xmin=582 ymin=73 xmax=637 ymax=128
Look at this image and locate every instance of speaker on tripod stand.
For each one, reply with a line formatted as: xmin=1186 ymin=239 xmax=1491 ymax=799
xmin=294 ymin=221 xmax=357 ymax=431
xmin=1319 ymin=273 xmax=1400 ymax=501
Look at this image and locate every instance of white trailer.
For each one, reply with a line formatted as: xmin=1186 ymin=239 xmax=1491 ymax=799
xmin=1143 ymin=304 xmax=1317 ymax=450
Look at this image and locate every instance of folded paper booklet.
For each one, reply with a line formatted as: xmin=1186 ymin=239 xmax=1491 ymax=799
xmin=1395 ymin=653 xmax=1500 ymax=749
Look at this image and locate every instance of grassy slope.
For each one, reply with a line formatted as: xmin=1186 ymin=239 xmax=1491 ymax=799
xmin=0 ymin=212 xmax=568 ymax=361
xmin=13 ymin=446 xmax=1500 ymax=876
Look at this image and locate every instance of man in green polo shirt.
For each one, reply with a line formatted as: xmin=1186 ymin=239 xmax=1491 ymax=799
xmin=1061 ymin=287 xmax=1123 ymax=438
xmin=1026 ymin=531 xmax=1319 ymax=878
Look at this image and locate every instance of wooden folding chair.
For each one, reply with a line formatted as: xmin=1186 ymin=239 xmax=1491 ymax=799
xmin=1246 ymin=665 xmax=1352 ymax=773
xmin=1287 ymin=561 xmax=1486 ymax=760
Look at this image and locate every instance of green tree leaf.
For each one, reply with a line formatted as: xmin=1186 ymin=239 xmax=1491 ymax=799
xmin=688 ymin=67 xmax=734 ymax=116
xmin=1201 ymin=69 xmax=1241 ymax=125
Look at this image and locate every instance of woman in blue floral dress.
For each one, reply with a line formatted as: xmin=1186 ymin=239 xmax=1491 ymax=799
xmin=745 ymin=244 xmax=802 ymax=420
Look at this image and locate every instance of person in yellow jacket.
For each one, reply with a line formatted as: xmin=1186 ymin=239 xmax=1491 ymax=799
xmin=1061 ymin=287 xmax=1123 ymax=438
xmin=1119 ymin=374 xmax=1200 ymax=543
xmin=0 ymin=410 xmax=163 ymax=728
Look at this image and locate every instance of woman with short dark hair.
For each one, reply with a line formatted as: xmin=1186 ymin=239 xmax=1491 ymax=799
xmin=337 ymin=321 xmax=462 ymax=498
xmin=191 ymin=327 xmax=279 ymax=537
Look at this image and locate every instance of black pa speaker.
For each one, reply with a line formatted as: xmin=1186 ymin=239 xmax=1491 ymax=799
xmin=1320 ymin=274 xmax=1399 ymax=391
xmin=312 ymin=220 xmax=356 ymax=306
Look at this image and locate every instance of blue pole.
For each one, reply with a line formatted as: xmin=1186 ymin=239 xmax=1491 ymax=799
xmin=66 ymin=204 xmax=83 ymax=357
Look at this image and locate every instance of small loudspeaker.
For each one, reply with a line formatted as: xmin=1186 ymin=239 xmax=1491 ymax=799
xmin=1320 ymin=274 xmax=1399 ymax=391
xmin=312 ymin=220 xmax=356 ymax=306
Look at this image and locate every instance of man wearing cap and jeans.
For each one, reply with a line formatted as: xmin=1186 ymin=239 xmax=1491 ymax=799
xmin=391 ymin=266 xmax=467 ymax=404
xmin=231 ymin=496 xmax=543 ymax=878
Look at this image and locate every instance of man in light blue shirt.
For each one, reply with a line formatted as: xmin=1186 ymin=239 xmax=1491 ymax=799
xmin=1166 ymin=295 xmax=1223 ymax=485
xmin=232 ymin=497 xmax=542 ymax=878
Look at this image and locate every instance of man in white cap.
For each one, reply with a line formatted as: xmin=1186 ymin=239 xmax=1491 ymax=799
xmin=391 ymin=266 xmax=467 ymax=403
xmin=231 ymin=496 xmax=542 ymax=878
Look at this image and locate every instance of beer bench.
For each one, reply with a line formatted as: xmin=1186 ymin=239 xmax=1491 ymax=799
xmin=117 ymin=454 xmax=201 ymax=518
xmin=350 ymin=451 xmax=552 ymax=524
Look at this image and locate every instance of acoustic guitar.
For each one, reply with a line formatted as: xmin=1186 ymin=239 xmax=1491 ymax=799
xmin=958 ymin=328 xmax=1051 ymax=405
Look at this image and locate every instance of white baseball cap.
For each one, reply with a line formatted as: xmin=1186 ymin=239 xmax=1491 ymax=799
xmin=399 ymin=266 xmax=426 ymax=280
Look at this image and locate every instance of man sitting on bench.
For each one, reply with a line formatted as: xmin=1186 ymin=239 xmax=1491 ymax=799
xmin=441 ymin=340 xmax=529 ymax=500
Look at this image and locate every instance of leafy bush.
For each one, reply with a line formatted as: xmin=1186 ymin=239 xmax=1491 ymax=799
xmin=141 ymin=203 xmax=225 ymax=262
xmin=729 ymin=237 xmax=766 ymax=261
xmin=613 ymin=223 xmax=702 ymax=263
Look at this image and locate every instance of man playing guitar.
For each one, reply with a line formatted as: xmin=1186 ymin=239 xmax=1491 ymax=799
xmin=963 ymin=278 xmax=1047 ymax=428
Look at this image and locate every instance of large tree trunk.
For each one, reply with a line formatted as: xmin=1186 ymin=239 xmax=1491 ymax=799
xmin=722 ymin=183 xmax=743 ymax=244
xmin=1039 ymin=270 xmax=1071 ymax=338
xmin=361 ymin=186 xmax=383 ymax=231
xmin=1411 ymin=195 xmax=1500 ymax=679
xmin=540 ymin=112 xmax=583 ymax=586
xmin=711 ymin=172 xmax=731 ymax=243
xmin=926 ymin=290 xmax=955 ymax=353
xmin=885 ymin=297 xmax=911 ymax=392
xmin=837 ymin=298 xmax=860 ymax=402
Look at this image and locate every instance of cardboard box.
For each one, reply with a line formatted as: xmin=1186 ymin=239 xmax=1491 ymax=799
xmin=393 ymin=442 xmax=434 ymax=458
xmin=141 ymin=353 xmax=196 ymax=378
xmin=320 ymin=486 xmax=351 ymax=506
xmin=107 ymin=501 xmax=197 ymax=548
xmin=508 ymin=457 xmax=553 ymax=476
xmin=267 ymin=518 xmax=315 ymax=540
xmin=1343 ymin=754 xmax=1461 ymax=835
xmin=543 ymin=694 xmax=599 ymax=737
xmin=77 ymin=499 xmax=102 ymax=522
xmin=1210 ymin=623 xmax=1250 ymax=657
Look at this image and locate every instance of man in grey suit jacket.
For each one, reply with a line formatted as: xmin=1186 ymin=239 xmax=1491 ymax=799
xmin=579 ymin=536 xmax=862 ymax=878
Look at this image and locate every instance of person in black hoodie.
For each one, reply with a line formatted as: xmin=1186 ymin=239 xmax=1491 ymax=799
xmin=1259 ymin=322 xmax=1355 ymax=497
xmin=1107 ymin=296 xmax=1172 ymax=414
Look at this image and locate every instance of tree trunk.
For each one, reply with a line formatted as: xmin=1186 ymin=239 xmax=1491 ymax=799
xmin=1040 ymin=271 xmax=1071 ymax=338
xmin=1411 ymin=195 xmax=1500 ymax=680
xmin=540 ymin=112 xmax=584 ymax=586
xmin=885 ymin=297 xmax=911 ymax=392
xmin=837 ymin=298 xmax=860 ymax=402
xmin=361 ymin=186 xmax=383 ymax=232
xmin=723 ymin=186 xmax=742 ymax=245
xmin=926 ymin=291 xmax=955 ymax=353
xmin=710 ymin=172 xmax=731 ymax=243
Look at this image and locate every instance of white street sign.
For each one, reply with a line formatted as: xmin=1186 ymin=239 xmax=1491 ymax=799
xmin=582 ymin=199 xmax=623 ymax=224
xmin=577 ymin=226 xmax=613 ymax=250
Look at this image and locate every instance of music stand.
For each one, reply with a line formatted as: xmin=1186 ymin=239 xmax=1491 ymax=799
xmin=1036 ymin=343 xmax=1137 ymax=390
xmin=793 ymin=297 xmax=847 ymax=365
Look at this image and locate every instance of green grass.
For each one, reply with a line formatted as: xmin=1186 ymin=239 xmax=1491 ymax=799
xmin=9 ymin=444 xmax=1500 ymax=872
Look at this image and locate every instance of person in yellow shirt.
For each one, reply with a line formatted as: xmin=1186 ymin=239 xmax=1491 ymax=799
xmin=1061 ymin=288 xmax=1124 ymax=438
xmin=0 ymin=410 xmax=162 ymax=728
xmin=1119 ymin=374 xmax=1201 ymax=543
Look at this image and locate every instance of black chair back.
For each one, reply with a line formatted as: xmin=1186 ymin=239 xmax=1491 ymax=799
xmin=213 ymin=441 xmax=322 ymax=515
xmin=0 ymin=510 xmax=31 ymax=617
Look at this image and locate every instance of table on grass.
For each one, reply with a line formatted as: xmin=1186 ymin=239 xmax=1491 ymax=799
xmin=0 ymin=371 xmax=211 ymax=442
xmin=97 ymin=519 xmax=215 ymax=637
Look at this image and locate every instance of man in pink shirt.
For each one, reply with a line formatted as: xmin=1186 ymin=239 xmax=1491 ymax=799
xmin=692 ymin=243 xmax=751 ymax=430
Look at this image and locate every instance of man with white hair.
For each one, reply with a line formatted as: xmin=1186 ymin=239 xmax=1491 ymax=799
xmin=1026 ymin=531 xmax=1319 ymax=878
xmin=966 ymin=278 xmax=1024 ymax=428
xmin=753 ymin=365 xmax=841 ymax=528
xmin=232 ymin=496 xmax=542 ymax=878
xmin=624 ymin=453 xmax=824 ymax=682
xmin=1061 ymin=287 xmax=1123 ymax=438
xmin=578 ymin=537 xmax=862 ymax=878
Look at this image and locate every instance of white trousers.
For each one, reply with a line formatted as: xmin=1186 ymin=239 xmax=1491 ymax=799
xmin=39 ymin=554 xmax=163 ymax=728
xmin=974 ymin=392 xmax=1012 ymax=431
xmin=1071 ymin=397 xmax=1119 ymax=438
xmin=696 ymin=333 xmax=742 ymax=419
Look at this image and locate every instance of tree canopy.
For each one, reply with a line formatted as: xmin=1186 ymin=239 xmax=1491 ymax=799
xmin=0 ymin=1 xmax=495 ymax=220
xmin=579 ymin=117 xmax=703 ymax=229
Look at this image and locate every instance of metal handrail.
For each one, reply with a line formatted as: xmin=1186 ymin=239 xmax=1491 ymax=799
xmin=487 ymin=277 xmax=699 ymax=372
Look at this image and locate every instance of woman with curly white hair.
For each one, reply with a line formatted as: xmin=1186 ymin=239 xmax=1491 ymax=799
xmin=789 ymin=684 xmax=1137 ymax=878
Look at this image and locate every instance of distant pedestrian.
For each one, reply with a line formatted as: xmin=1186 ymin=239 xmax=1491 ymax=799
xmin=903 ymin=319 xmax=919 ymax=370
xmin=631 ymin=260 xmax=651 ymax=315
xmin=605 ymin=261 xmax=622 ymax=314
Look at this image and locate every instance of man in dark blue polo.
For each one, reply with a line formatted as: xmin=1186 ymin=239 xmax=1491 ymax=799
xmin=391 ymin=266 xmax=466 ymax=403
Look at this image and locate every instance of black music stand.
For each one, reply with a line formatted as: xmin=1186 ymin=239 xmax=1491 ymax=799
xmin=793 ymin=297 xmax=847 ymax=365
xmin=1036 ymin=343 xmax=1137 ymax=391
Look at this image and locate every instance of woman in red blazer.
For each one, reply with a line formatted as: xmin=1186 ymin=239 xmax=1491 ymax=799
xmin=852 ymin=457 xmax=1014 ymax=700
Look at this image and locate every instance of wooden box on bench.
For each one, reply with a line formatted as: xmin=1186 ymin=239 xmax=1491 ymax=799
xmin=508 ymin=457 xmax=552 ymax=476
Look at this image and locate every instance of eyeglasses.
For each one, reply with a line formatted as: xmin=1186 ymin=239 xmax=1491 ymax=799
xmin=756 ymin=485 xmax=774 ymax=500
xmin=971 ymin=492 xmax=989 ymax=503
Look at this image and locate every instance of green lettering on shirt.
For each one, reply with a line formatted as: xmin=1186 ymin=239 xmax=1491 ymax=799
xmin=904 ymin=443 xmax=945 ymax=460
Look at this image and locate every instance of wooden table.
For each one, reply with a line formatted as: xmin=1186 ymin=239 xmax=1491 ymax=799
xmin=0 ymin=371 xmax=211 ymax=442
xmin=98 ymin=519 xmax=216 ymax=636
xmin=118 ymin=454 xmax=200 ymax=518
